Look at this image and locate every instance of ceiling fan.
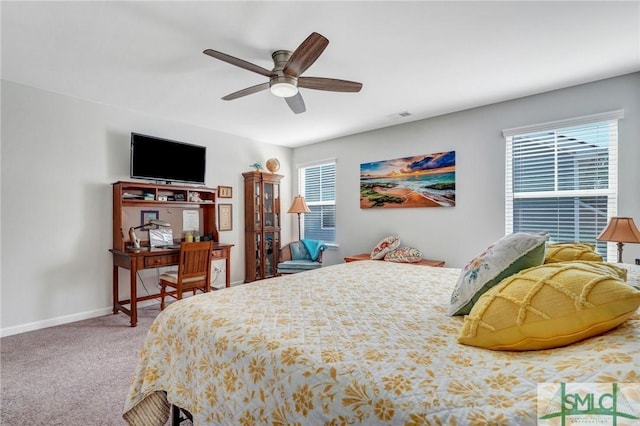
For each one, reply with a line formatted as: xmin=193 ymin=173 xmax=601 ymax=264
xmin=203 ymin=32 xmax=362 ymax=114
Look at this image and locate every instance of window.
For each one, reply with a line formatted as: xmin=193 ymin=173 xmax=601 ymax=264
xmin=504 ymin=111 xmax=622 ymax=261
xmin=298 ymin=161 xmax=336 ymax=244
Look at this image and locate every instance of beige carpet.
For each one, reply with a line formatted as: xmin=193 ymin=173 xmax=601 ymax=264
xmin=1 ymin=306 xmax=163 ymax=425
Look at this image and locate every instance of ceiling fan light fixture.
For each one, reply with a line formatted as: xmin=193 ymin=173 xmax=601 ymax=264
xmin=270 ymin=82 xmax=298 ymax=98
xmin=204 ymin=33 xmax=362 ymax=112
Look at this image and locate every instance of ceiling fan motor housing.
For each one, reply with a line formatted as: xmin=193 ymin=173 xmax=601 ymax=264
xmin=270 ymin=50 xmax=298 ymax=97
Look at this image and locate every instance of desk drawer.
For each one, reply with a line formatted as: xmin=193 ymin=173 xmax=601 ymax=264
xmin=212 ymin=249 xmax=225 ymax=259
xmin=144 ymin=254 xmax=179 ymax=268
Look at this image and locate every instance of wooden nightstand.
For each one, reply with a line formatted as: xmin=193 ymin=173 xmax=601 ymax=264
xmin=344 ymin=253 xmax=445 ymax=267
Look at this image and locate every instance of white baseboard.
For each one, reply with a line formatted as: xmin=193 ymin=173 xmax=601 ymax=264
xmin=0 ymin=299 xmax=160 ymax=338
xmin=1 ymin=281 xmax=246 ymax=338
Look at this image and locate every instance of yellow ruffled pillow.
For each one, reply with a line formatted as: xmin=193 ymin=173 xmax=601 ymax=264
xmin=458 ymin=262 xmax=640 ymax=351
xmin=544 ymin=243 xmax=603 ymax=263
xmin=558 ymin=260 xmax=628 ymax=281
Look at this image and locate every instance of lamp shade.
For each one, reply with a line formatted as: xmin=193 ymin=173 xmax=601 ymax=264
xmin=288 ymin=195 xmax=311 ymax=214
xmin=597 ymin=217 xmax=640 ymax=243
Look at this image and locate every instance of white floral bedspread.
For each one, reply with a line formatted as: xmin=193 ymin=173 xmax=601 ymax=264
xmin=123 ymin=261 xmax=639 ymax=425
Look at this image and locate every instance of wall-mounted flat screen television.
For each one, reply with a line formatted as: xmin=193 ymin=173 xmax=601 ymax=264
xmin=130 ymin=133 xmax=206 ymax=185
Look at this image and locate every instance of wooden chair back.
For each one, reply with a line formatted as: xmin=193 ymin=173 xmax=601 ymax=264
xmin=159 ymin=241 xmax=214 ymax=310
xmin=177 ymin=241 xmax=214 ymax=287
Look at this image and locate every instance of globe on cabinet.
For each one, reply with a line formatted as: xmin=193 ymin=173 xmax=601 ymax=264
xmin=266 ymin=158 xmax=280 ymax=173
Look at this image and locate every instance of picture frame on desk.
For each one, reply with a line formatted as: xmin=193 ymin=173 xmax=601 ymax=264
xmin=140 ymin=210 xmax=159 ymax=231
xmin=219 ymin=204 xmax=232 ymax=231
xmin=218 ymin=185 xmax=233 ymax=198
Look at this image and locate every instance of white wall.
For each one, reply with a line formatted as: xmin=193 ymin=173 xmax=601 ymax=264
xmin=2 ymin=73 xmax=638 ymax=336
xmin=1 ymin=80 xmax=293 ymax=335
xmin=294 ymin=73 xmax=640 ymax=269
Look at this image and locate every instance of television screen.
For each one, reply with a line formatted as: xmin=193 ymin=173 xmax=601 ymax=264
xmin=130 ymin=133 xmax=206 ymax=185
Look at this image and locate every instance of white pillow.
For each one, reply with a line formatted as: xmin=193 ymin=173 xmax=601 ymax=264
xmin=370 ymin=235 xmax=401 ymax=260
xmin=384 ymin=247 xmax=423 ymax=263
xmin=448 ymin=232 xmax=548 ymax=316
xmin=620 ymin=263 xmax=640 ymax=289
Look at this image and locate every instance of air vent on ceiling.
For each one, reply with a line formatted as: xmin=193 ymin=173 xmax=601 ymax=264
xmin=387 ymin=111 xmax=412 ymax=120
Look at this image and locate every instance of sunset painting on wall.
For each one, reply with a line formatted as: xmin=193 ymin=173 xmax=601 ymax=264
xmin=360 ymin=151 xmax=455 ymax=208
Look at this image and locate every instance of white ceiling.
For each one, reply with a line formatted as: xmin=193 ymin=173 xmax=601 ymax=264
xmin=2 ymin=1 xmax=639 ymax=148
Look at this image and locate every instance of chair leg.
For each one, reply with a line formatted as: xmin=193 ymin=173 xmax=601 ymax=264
xmin=171 ymin=404 xmax=193 ymax=425
xmin=160 ymin=282 xmax=166 ymax=310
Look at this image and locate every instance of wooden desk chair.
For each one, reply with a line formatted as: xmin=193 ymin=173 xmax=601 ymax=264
xmin=160 ymin=241 xmax=214 ymax=310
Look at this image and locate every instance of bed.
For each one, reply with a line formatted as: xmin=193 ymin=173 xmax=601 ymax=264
xmin=123 ymin=260 xmax=640 ymax=425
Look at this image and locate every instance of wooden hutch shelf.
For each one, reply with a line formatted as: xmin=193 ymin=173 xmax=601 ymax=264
xmin=112 ymin=180 xmax=219 ymax=250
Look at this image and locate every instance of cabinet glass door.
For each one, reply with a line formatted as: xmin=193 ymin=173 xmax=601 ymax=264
xmin=264 ymin=183 xmax=274 ymax=227
xmin=254 ymin=233 xmax=262 ymax=280
xmin=254 ymin=182 xmax=261 ymax=228
xmin=273 ymin=183 xmax=280 ymax=228
xmin=264 ymin=231 xmax=277 ymax=277
xmin=271 ymin=232 xmax=280 ymax=276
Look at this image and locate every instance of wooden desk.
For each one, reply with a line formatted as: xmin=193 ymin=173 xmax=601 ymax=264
xmin=110 ymin=243 xmax=233 ymax=327
xmin=344 ymin=253 xmax=445 ymax=267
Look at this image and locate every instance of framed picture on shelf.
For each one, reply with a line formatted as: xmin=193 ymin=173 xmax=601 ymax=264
xmin=218 ymin=185 xmax=233 ymax=198
xmin=140 ymin=210 xmax=159 ymax=231
xmin=219 ymin=204 xmax=232 ymax=231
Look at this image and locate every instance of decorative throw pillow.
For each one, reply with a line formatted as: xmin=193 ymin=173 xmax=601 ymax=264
xmin=384 ymin=247 xmax=423 ymax=263
xmin=544 ymin=242 xmax=603 ymax=263
xmin=457 ymin=262 xmax=640 ymax=351
xmin=370 ymin=235 xmax=401 ymax=260
xmin=448 ymin=232 xmax=548 ymax=316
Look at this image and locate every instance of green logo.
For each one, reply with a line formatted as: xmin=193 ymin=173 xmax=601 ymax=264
xmin=539 ymin=383 xmax=639 ymax=425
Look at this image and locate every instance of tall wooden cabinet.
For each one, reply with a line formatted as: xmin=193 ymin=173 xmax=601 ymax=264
xmin=243 ymin=172 xmax=283 ymax=282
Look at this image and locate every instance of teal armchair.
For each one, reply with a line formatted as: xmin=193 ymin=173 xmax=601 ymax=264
xmin=277 ymin=240 xmax=326 ymax=275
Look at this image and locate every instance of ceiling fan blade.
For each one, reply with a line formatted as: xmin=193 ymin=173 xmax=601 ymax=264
xmin=221 ymin=82 xmax=270 ymax=101
xmin=285 ymin=92 xmax=306 ymax=114
xmin=203 ymin=49 xmax=274 ymax=77
xmin=298 ymin=77 xmax=363 ymax=92
xmin=283 ymin=32 xmax=329 ymax=77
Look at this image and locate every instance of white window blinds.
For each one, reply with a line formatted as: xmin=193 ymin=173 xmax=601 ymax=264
xmin=504 ymin=111 xmax=622 ymax=260
xmin=299 ymin=161 xmax=336 ymax=243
